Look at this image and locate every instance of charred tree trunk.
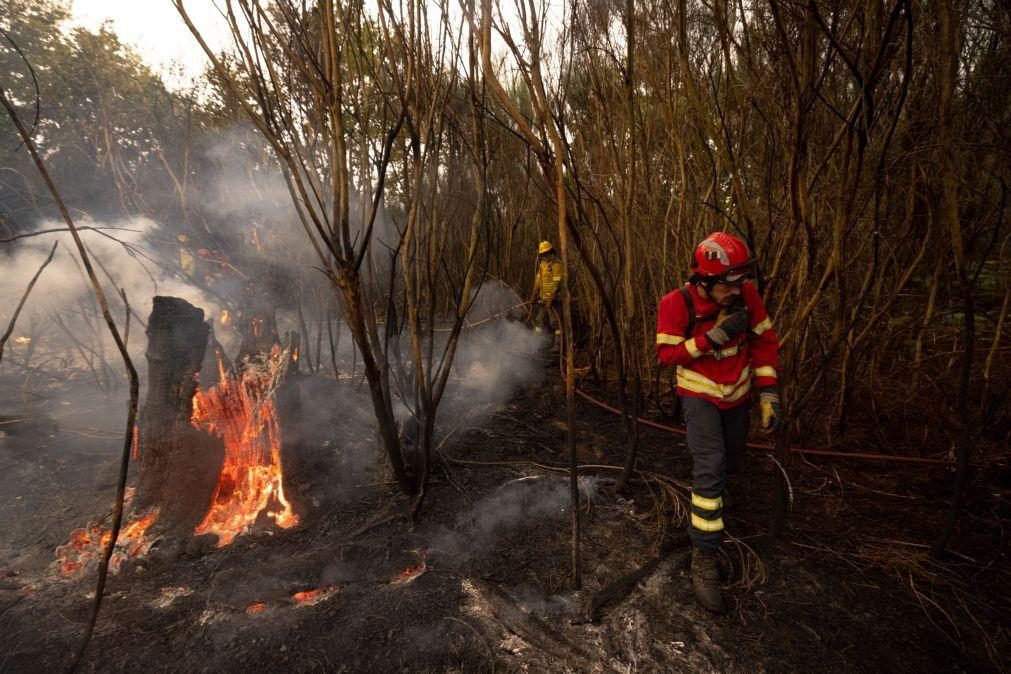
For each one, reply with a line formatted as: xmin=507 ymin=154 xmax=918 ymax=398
xmin=137 ymin=297 xmax=224 ymax=535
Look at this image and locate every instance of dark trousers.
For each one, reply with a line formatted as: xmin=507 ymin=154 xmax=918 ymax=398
xmin=682 ymin=396 xmax=750 ymax=551
xmin=531 ymin=300 xmax=561 ymax=335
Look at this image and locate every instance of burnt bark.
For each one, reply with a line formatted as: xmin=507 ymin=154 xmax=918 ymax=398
xmin=137 ymin=296 xmax=224 ymax=535
xmin=236 ymin=276 xmax=281 ymax=363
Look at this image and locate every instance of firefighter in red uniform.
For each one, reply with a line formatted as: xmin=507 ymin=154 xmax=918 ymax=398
xmin=656 ymin=232 xmax=781 ymax=613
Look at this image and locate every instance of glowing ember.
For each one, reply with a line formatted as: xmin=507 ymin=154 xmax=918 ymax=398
xmin=191 ymin=345 xmax=298 ymax=547
xmin=54 ymin=511 xmax=159 ymax=577
xmin=292 ymin=585 xmax=338 ymax=607
xmin=392 ymin=550 xmax=429 ymax=585
xmin=220 ymin=309 xmax=231 ymax=326
xmin=246 ymin=602 xmax=266 ymax=615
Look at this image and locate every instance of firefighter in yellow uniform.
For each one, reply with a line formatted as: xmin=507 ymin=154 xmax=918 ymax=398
xmin=178 ymin=234 xmax=196 ymax=278
xmin=530 ymin=241 xmax=563 ymax=346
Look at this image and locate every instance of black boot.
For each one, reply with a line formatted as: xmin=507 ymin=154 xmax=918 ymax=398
xmin=691 ymin=547 xmax=726 ymax=614
xmin=722 ymin=487 xmax=735 ymax=513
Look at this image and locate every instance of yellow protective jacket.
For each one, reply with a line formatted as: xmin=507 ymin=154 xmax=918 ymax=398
xmin=179 ymin=248 xmax=196 ymax=277
xmin=533 ymin=257 xmax=563 ymax=303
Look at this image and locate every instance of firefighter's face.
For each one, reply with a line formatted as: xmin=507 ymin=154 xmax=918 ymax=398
xmin=709 ymin=282 xmax=742 ymax=306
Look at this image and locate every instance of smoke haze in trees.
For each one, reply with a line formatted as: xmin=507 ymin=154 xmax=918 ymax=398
xmin=0 ymin=124 xmax=396 ymax=381
xmin=2 ymin=123 xmax=549 ymax=522
xmin=195 ymin=125 xmax=401 ymax=291
xmin=0 ymin=217 xmax=227 ymax=366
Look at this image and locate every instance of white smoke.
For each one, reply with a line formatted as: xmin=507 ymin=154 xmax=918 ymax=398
xmin=1 ymin=217 xmax=228 ymax=374
xmin=428 ymin=476 xmax=599 ymax=561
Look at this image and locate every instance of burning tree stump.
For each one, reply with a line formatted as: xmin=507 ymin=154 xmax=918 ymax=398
xmin=137 ymin=297 xmax=225 ymax=535
xmin=189 ymin=338 xmax=301 ymax=546
xmin=137 ymin=296 xmax=303 ymax=547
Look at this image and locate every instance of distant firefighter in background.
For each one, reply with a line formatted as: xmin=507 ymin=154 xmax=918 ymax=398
xmin=529 ymin=240 xmax=563 ymax=348
xmin=177 ymin=234 xmax=196 ymax=278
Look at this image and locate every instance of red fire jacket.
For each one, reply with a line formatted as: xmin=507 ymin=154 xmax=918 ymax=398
xmin=656 ymin=282 xmax=779 ymax=409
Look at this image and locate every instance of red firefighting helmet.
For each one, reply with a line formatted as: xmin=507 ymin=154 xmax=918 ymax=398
xmin=691 ymin=232 xmax=754 ymax=283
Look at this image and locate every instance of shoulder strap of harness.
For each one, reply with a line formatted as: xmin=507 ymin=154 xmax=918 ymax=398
xmin=677 ymin=286 xmax=696 ymax=337
xmin=678 ymin=286 xmax=720 ymax=337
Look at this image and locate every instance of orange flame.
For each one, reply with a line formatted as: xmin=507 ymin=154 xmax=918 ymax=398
xmin=392 ymin=550 xmax=428 ymax=585
xmin=191 ymin=346 xmax=298 ymax=547
xmin=54 ymin=511 xmax=158 ymax=577
xmin=292 ymin=585 xmax=338 ymax=606
xmin=246 ymin=602 xmax=266 ymax=615
xmin=220 ymin=309 xmax=231 ymax=327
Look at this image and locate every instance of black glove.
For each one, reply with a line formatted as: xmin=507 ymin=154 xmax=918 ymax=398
xmin=705 ymin=306 xmax=749 ymax=347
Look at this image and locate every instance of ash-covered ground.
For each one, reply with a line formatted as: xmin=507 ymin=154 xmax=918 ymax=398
xmin=0 ymin=349 xmax=1006 ymax=673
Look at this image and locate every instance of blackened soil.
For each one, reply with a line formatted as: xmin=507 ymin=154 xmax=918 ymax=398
xmin=0 ymin=362 xmax=1007 ymax=673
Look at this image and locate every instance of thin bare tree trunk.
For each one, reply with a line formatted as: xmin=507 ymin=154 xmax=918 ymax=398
xmin=1 ymin=84 xmax=139 ymax=674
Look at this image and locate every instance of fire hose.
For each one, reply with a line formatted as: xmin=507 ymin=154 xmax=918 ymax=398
xmin=571 ymin=389 xmax=796 ymax=515
xmin=573 ymin=388 xmax=968 ymax=467
xmin=465 ymin=299 xmax=970 ymax=468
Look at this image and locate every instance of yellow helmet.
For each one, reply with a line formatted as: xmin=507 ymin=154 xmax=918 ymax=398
xmin=538 ymin=240 xmax=554 ymax=255
xmin=177 ymin=234 xmax=189 ymax=243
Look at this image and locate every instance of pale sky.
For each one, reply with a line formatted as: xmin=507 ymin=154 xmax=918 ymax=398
xmin=68 ymin=0 xmax=567 ymax=91
xmin=69 ymin=1 xmax=233 ymax=90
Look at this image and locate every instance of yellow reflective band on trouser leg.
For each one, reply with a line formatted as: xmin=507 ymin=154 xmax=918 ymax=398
xmin=755 ymin=365 xmax=777 ymax=379
xmin=691 ymin=492 xmax=722 ymax=511
xmin=691 ymin=513 xmax=724 ymax=532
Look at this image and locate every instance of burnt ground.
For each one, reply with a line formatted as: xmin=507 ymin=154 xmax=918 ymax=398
xmin=0 ymin=353 xmax=1008 ymax=673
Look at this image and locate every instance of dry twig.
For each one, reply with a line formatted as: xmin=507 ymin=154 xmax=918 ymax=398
xmin=0 ymin=240 xmax=57 ymax=364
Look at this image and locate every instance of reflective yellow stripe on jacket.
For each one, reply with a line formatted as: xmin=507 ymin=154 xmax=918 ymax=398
xmin=656 ymin=334 xmax=741 ymax=360
xmin=656 ymin=333 xmax=685 ymax=346
xmin=751 ymin=316 xmax=773 ymax=336
xmin=676 ymin=365 xmax=751 ymax=402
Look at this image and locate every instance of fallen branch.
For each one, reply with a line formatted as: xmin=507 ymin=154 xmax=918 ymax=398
xmin=471 ymin=580 xmax=603 ymax=671
xmin=581 ymin=532 xmax=690 ymax=623
xmin=0 ymin=240 xmax=57 ymax=365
